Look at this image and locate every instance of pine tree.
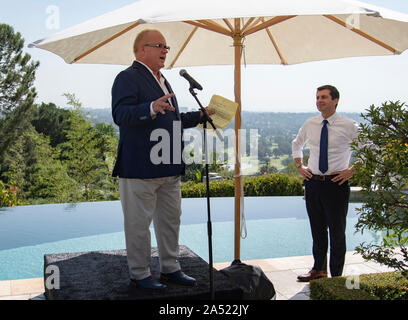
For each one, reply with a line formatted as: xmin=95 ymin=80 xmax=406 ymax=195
xmin=27 ymin=127 xmax=76 ymax=203
xmin=0 ymin=24 xmax=39 ymax=177
xmin=32 ymin=102 xmax=71 ymax=147
xmin=59 ymin=93 xmax=109 ymax=201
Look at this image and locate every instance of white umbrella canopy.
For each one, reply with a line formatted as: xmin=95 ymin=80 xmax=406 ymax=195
xmin=29 ymin=0 xmax=408 ymax=66
xmin=29 ymin=0 xmax=408 ymax=261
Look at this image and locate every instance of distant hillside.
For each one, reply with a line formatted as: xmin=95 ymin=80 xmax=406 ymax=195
xmin=83 ymin=108 xmax=363 ymax=138
xmin=84 ymin=108 xmax=117 ymax=129
xmin=228 ymin=111 xmax=364 ymax=138
xmin=83 ymin=107 xmax=191 ymax=133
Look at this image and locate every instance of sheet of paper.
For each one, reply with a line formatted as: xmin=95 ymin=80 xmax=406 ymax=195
xmin=198 ymin=94 xmax=238 ymax=130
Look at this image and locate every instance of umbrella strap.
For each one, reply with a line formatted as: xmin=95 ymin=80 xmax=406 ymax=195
xmin=239 ymin=175 xmax=247 ymax=239
xmin=241 ymin=37 xmax=247 ymax=68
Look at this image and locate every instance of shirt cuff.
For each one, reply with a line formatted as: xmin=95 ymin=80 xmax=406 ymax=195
xmin=292 ymin=151 xmax=303 ymax=159
xmin=150 ymin=102 xmax=157 ymax=117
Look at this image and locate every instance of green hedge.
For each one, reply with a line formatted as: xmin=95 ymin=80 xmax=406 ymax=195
xmin=310 ymin=271 xmax=408 ymax=300
xmin=181 ymin=173 xmax=303 ymax=198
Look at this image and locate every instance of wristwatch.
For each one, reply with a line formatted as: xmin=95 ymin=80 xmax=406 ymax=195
xmin=295 ymin=162 xmax=303 ymax=168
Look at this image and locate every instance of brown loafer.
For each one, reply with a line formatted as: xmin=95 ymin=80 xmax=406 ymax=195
xmin=297 ymin=269 xmax=328 ymax=282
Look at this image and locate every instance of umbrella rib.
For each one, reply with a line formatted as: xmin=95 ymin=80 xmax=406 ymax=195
xmin=241 ymin=17 xmax=255 ymax=33
xmin=243 ymin=15 xmax=296 ymax=37
xmin=184 ymin=20 xmax=232 ymax=37
xmin=324 ymin=15 xmax=398 ymax=54
xmin=222 ymin=19 xmax=234 ymax=33
xmin=198 ymin=19 xmax=233 ymax=35
xmin=241 ymin=17 xmax=261 ymax=34
xmin=168 ymin=26 xmax=198 ymax=68
xmin=72 ymin=22 xmax=140 ymax=63
xmin=260 ymin=18 xmax=288 ymax=65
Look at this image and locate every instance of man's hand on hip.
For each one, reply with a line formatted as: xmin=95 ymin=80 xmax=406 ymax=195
xmin=331 ymin=166 xmax=355 ymax=185
xmin=297 ymin=166 xmax=313 ymax=181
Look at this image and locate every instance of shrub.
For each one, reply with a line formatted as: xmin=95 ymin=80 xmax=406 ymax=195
xmin=181 ymin=173 xmax=303 ymax=198
xmin=310 ymin=271 xmax=408 ymax=300
xmin=181 ymin=180 xmax=206 ymax=198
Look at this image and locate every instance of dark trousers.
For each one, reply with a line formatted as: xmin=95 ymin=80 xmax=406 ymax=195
xmin=304 ymin=179 xmax=350 ymax=277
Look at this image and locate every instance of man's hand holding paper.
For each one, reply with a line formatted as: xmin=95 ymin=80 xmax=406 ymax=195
xmin=198 ymin=95 xmax=238 ymax=130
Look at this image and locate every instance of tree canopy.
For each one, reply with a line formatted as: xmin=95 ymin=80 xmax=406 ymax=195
xmin=0 ymin=23 xmax=39 ymax=170
xmin=0 ymin=24 xmax=121 ymax=206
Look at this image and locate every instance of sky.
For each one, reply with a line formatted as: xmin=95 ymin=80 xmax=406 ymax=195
xmin=1 ymin=0 xmax=408 ymax=114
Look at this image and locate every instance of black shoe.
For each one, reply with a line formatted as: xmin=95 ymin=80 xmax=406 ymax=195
xmin=130 ymin=276 xmax=167 ymax=289
xmin=160 ymin=270 xmax=196 ymax=286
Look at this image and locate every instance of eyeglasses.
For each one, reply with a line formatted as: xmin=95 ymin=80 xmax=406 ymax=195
xmin=144 ymin=43 xmax=170 ymax=51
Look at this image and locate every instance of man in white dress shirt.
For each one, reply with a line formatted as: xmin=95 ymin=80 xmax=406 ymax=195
xmin=292 ymin=85 xmax=359 ymax=281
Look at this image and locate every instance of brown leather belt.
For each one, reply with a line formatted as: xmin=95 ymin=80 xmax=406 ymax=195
xmin=311 ymin=174 xmax=338 ymax=182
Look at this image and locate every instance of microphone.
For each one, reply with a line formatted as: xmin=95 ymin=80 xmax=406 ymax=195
xmin=179 ymin=69 xmax=203 ymax=90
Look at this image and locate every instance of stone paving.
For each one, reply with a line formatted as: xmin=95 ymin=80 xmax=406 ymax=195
xmin=213 ymin=251 xmax=394 ymax=300
xmin=0 ymin=250 xmax=394 ymax=300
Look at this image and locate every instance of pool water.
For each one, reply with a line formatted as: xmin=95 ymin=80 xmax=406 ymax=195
xmin=0 ymin=197 xmax=379 ymax=281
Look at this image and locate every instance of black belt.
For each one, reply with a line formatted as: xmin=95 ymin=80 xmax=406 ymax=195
xmin=311 ymin=174 xmax=338 ymax=182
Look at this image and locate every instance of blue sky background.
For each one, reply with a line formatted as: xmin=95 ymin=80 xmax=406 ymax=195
xmin=1 ymin=0 xmax=408 ymax=113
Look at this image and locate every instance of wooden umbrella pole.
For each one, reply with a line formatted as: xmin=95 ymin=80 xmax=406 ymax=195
xmin=233 ymin=18 xmax=242 ymax=262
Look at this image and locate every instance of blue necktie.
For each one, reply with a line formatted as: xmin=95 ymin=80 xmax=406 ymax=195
xmin=319 ymin=120 xmax=328 ymax=174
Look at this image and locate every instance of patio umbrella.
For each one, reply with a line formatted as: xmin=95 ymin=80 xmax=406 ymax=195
xmin=29 ymin=0 xmax=408 ymax=262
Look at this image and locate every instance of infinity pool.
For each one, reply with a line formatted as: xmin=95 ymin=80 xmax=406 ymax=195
xmin=0 ymin=197 xmax=379 ymax=280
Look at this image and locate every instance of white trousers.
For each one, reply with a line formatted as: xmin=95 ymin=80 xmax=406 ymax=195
xmin=119 ymin=176 xmax=182 ymax=280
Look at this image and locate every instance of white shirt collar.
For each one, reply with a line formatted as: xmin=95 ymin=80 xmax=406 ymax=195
xmin=136 ymin=60 xmax=164 ymax=82
xmin=319 ymin=112 xmax=338 ymax=125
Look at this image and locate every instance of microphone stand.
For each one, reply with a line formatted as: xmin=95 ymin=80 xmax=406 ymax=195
xmin=188 ymin=86 xmax=222 ymax=300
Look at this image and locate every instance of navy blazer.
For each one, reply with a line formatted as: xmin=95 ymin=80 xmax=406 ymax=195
xmin=111 ymin=61 xmax=201 ymax=179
